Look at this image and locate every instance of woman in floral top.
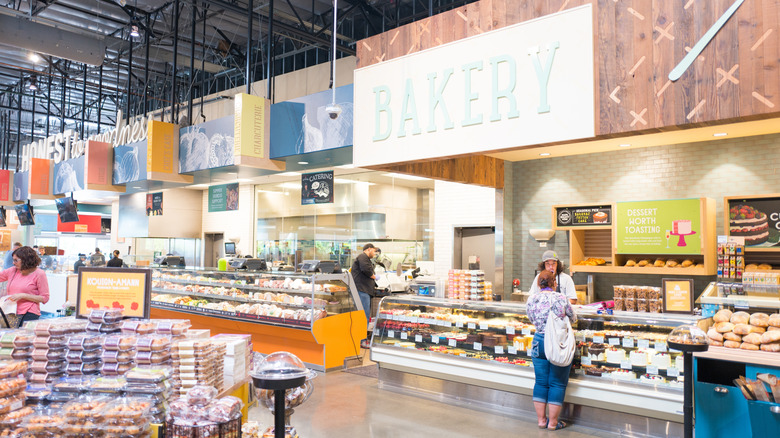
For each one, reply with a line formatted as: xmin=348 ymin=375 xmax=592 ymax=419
xmin=526 ymin=270 xmax=577 ymax=431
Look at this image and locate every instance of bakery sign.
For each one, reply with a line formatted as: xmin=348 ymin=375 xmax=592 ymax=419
xmin=555 ymin=205 xmax=611 ymax=228
xmin=726 ymin=196 xmax=780 ymax=247
xmin=616 ymin=199 xmax=702 ymax=255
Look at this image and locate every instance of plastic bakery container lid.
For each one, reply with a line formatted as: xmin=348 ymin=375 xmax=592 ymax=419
xmin=250 ymin=351 xmax=316 ymax=390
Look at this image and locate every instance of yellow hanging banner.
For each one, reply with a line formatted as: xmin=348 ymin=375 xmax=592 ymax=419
xmin=233 ymin=93 xmax=285 ymax=170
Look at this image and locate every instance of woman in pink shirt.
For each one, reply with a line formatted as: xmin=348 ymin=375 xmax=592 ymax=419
xmin=1 ymin=246 xmax=49 ymax=327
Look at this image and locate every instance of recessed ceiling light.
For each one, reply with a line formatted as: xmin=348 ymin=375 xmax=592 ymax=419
xmin=539 ymin=152 xmax=551 ymax=156
xmin=297 ymin=161 xmax=309 ymax=165
xmin=619 ymin=143 xmax=631 ymax=147
xmin=713 ymin=132 xmax=728 ymax=137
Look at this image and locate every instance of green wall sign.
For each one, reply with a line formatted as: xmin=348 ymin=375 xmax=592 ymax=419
xmin=208 ymin=183 xmax=239 ymax=212
xmin=616 ymin=199 xmax=701 ymax=255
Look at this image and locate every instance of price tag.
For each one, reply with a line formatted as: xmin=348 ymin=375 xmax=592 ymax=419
xmin=575 ymin=333 xmax=585 ymax=342
xmin=581 ymin=357 xmax=592 ymax=366
xmin=410 ymin=317 xmax=419 ymax=323
xmin=415 ymin=335 xmax=423 ymax=343
xmin=506 ymin=326 xmax=516 ymax=335
xmin=480 ymin=323 xmax=489 ymax=330
xmin=388 ymin=331 xmax=395 ymax=338
xmin=456 ymin=322 xmax=464 ymax=328
xmin=444 ymin=321 xmax=452 ymax=327
xmin=669 ymin=347 xmax=681 ymax=353
xmin=473 ymin=342 xmax=482 ymax=351
xmin=655 ymin=342 xmax=667 ymax=352
xmin=508 ymin=346 xmax=518 ymax=355
xmin=432 ymin=336 xmax=440 ymax=344
xmin=608 ymin=338 xmax=620 ymax=346
xmin=647 ymin=365 xmax=659 ymax=375
xmin=521 ymin=328 xmax=531 ymax=336
xmin=494 ymin=346 xmax=504 ymax=354
xmin=668 ymin=367 xmax=680 ymax=377
xmin=620 ymin=360 xmax=632 ymax=370
xmin=400 ymin=332 xmax=408 ymax=340
xmin=449 ymin=339 xmax=457 ymax=347
xmin=637 ymin=339 xmax=650 ymax=349
xmin=622 ymin=338 xmax=634 ymax=348
xmin=593 ymin=336 xmax=604 ymax=344
xmin=460 ymin=353 xmax=467 ymax=357
xmin=468 ymin=323 xmax=476 ymax=330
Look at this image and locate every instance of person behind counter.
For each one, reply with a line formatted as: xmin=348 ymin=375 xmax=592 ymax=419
xmin=526 ymin=270 xmax=577 ymax=431
xmin=3 ymin=242 xmax=21 ymax=270
xmin=528 ymin=250 xmax=578 ymax=304
xmin=107 ymin=250 xmax=123 ymax=268
xmin=0 ymin=246 xmax=50 ymax=327
xmin=74 ymin=254 xmax=87 ymax=272
xmin=90 ymin=248 xmax=106 ymax=267
xmin=351 ymin=243 xmax=377 ymax=349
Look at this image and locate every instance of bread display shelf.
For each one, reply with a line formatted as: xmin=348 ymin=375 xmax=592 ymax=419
xmin=693 ymin=346 xmax=780 ymax=368
xmin=571 ymin=265 xmax=711 ymax=275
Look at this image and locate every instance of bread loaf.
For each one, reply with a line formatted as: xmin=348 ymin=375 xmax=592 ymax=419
xmin=760 ymin=343 xmax=780 ymax=352
xmin=681 ymin=259 xmax=694 ymax=268
xmin=769 ymin=326 xmax=780 ymax=332
xmin=733 ymin=323 xmax=752 ymax=335
xmin=730 ymin=311 xmax=750 ymax=324
xmin=750 ymin=325 xmax=766 ymax=334
xmin=707 ymin=329 xmax=724 ymax=342
xmin=760 ymin=330 xmax=780 ymax=344
xmin=746 ymin=263 xmax=759 ymax=270
xmin=625 ymin=259 xmax=637 ymax=267
xmin=758 ymin=264 xmax=773 ymax=270
xmin=637 ymin=260 xmax=650 ymax=267
xmin=724 ymin=340 xmax=741 ymax=349
xmin=740 ymin=342 xmax=760 ymax=351
xmin=768 ymin=314 xmax=780 ymax=328
xmin=743 ymin=333 xmax=762 ymax=345
xmin=654 ymin=259 xmax=666 ymax=267
xmin=665 ymin=260 xmax=678 ymax=267
xmin=750 ymin=313 xmax=770 ymax=328
xmin=710 ymin=339 xmax=724 ymax=346
xmin=723 ymin=332 xmax=742 ymax=342
xmin=716 ymin=322 xmax=735 ymax=333
xmin=713 ymin=309 xmax=733 ymax=323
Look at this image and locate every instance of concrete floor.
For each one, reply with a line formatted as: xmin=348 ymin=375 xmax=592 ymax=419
xmin=248 ymin=353 xmax=624 ymax=438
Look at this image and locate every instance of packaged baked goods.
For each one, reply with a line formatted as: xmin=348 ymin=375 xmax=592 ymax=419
xmin=61 ymin=395 xmax=111 ymax=435
xmin=103 ymin=397 xmax=153 ymax=426
xmin=125 ymin=366 xmax=173 ymax=383
xmin=155 ymin=320 xmax=191 ymax=336
xmin=86 ymin=321 xmax=122 ymax=334
xmin=29 ymin=372 xmax=63 ymax=384
xmin=624 ymin=298 xmax=636 ymax=312
xmin=636 ymin=299 xmax=648 ymax=312
xmin=24 ymin=384 xmax=52 ymax=405
xmin=649 ymin=299 xmax=662 ymax=313
xmin=613 ymin=298 xmax=625 ymax=312
xmin=136 ymin=350 xmax=171 ymax=364
xmin=0 ymin=360 xmax=27 ymax=379
xmin=625 ymin=287 xmax=637 ymax=300
xmin=206 ymin=396 xmax=243 ymax=422
xmin=52 ymin=376 xmax=95 ymax=393
xmin=89 ymin=376 xmax=127 ymax=393
xmin=33 ymin=336 xmax=67 ymax=349
xmin=121 ymin=320 xmax=157 ymax=335
xmin=102 ymin=334 xmax=137 ymax=351
xmin=31 ymin=360 xmax=66 ymax=374
xmin=0 ymin=376 xmax=26 ymax=399
xmin=100 ymin=361 xmax=134 ymax=376
xmin=20 ymin=410 xmax=64 ymax=437
xmin=136 ymin=335 xmax=171 ymax=352
xmin=185 ymin=385 xmax=218 ymax=406
xmin=65 ymin=349 xmax=101 ymax=363
xmin=612 ymin=285 xmax=625 ymax=298
xmin=0 ymin=331 xmax=34 ymax=349
xmin=101 ymin=349 xmax=135 ymax=363
xmin=66 ymin=334 xmax=104 ymax=351
xmin=88 ymin=308 xmax=124 ymax=324
xmin=66 ymin=361 xmax=100 ymax=375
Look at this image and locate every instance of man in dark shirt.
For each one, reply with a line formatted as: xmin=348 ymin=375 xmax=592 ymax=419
xmin=351 ymin=243 xmax=377 ymax=349
xmin=73 ymin=254 xmax=87 ymax=272
xmin=106 ymin=250 xmax=123 ymax=267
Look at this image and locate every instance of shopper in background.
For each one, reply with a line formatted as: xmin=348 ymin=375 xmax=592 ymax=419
xmin=351 ymin=243 xmax=377 ymax=349
xmin=73 ymin=254 xmax=87 ymax=272
xmin=526 ymin=270 xmax=577 ymax=430
xmin=528 ymin=250 xmax=578 ymax=304
xmin=3 ymin=242 xmax=21 ymax=270
xmin=0 ymin=246 xmax=50 ymax=327
xmin=90 ymin=248 xmax=106 ymax=267
xmin=107 ymin=250 xmax=123 ymax=267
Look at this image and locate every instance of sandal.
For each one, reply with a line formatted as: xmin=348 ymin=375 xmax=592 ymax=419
xmin=538 ymin=418 xmax=548 ymax=429
xmin=548 ymin=421 xmax=567 ymax=431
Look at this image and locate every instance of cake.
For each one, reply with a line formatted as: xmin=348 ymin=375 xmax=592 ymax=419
xmin=593 ymin=212 xmax=608 ymax=223
xmin=729 ymin=205 xmax=769 ymax=246
xmin=652 ymin=353 xmax=671 ymax=369
xmin=605 ymin=347 xmax=626 ymax=364
xmin=675 ymin=355 xmax=684 ymax=370
xmin=611 ymin=370 xmax=636 ymax=381
xmin=640 ymin=374 xmax=666 ymax=385
xmin=588 ymin=344 xmax=606 ymax=362
xmin=673 ymin=220 xmax=692 ymax=235
xmin=629 ymin=350 xmax=649 ymax=366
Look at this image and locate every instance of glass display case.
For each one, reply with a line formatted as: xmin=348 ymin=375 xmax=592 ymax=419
xmin=371 ymin=295 xmax=704 ymax=422
xmin=150 ymin=268 xmax=361 ymax=329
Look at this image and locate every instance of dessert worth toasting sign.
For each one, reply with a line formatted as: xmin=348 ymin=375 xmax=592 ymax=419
xmin=616 ymin=199 xmax=702 ymax=255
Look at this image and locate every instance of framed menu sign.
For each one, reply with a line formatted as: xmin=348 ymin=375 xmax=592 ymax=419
xmin=724 ymin=195 xmax=780 ymax=248
xmin=76 ymin=268 xmax=152 ymax=319
xmin=662 ymin=278 xmax=694 ymax=314
xmin=554 ymin=205 xmax=612 ymax=229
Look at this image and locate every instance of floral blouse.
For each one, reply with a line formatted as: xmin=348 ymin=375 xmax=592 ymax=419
xmin=526 ymin=289 xmax=576 ymax=334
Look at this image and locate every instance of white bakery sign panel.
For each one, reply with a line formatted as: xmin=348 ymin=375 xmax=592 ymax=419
xmin=616 ymin=199 xmax=702 ymax=255
xmin=353 ymin=5 xmax=595 ymax=167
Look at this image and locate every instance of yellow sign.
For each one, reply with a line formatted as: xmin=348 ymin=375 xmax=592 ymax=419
xmin=0 ymin=230 xmax=10 ymax=251
xmin=147 ymin=121 xmax=175 ymax=174
xmin=77 ymin=269 xmax=151 ymax=318
xmin=234 ymin=93 xmax=268 ymax=159
xmin=663 ymin=279 xmax=693 ymax=313
xmin=74 ymin=224 xmax=89 ymax=233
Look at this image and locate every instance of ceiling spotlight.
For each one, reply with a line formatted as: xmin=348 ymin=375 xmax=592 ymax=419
xmin=539 ymin=152 xmax=551 ymax=156
xmin=713 ymin=132 xmax=728 ymax=137
xmin=297 ymin=161 xmax=309 ymax=165
xmin=28 ymin=53 xmax=41 ymax=63
xmin=130 ymin=25 xmax=140 ymax=38
xmin=28 ymin=78 xmax=38 ymax=91
xmin=619 ymin=143 xmax=631 ymax=147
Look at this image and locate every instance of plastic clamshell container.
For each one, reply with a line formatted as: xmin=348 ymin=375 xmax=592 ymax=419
xmin=10 ymin=348 xmax=32 ymax=361
xmin=20 ymin=410 xmax=64 ymax=435
xmin=100 ymin=362 xmax=133 ymax=375
xmin=66 ymin=334 xmax=104 ymax=351
xmin=0 ymin=331 xmax=34 ymax=348
xmin=0 ymin=360 xmax=27 ymax=379
xmin=124 ymin=366 xmax=173 ymax=383
xmin=155 ymin=319 xmax=191 ymax=335
xmin=103 ymin=397 xmax=154 ymax=425
xmin=86 ymin=321 xmax=122 ymax=333
xmin=48 ymin=390 xmax=80 ymax=403
xmin=66 ymin=349 xmax=102 ymax=363
xmin=136 ymin=335 xmax=172 ymax=352
xmin=89 ymin=377 xmax=127 ymax=393
xmin=0 ymin=376 xmax=26 ymax=398
xmin=29 ymin=372 xmax=65 ymax=384
xmin=101 ymin=349 xmax=135 ymax=363
xmin=62 ymin=395 xmax=111 ymax=423
xmin=135 ymin=350 xmax=171 ymax=364
xmin=102 ymin=418 xmax=151 ymax=436
xmin=65 ymin=361 xmax=101 ymax=375
xmin=33 ymin=336 xmax=67 ymax=349
xmin=121 ymin=320 xmax=157 ymax=335
xmin=31 ymin=347 xmax=67 ymax=362
xmin=52 ymin=376 xmax=96 ymax=393
xmin=23 ymin=384 xmax=52 ymax=400
xmin=122 ymin=385 xmax=169 ymax=402
xmin=103 ymin=334 xmax=137 ymax=351
xmin=31 ymin=360 xmax=66 ymax=374
xmin=53 ymin=320 xmax=89 ymax=337
xmin=88 ymin=308 xmax=124 ymax=324
xmin=175 ymin=340 xmax=211 ymax=351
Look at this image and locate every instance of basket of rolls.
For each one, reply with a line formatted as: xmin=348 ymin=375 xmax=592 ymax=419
xmin=707 ymin=310 xmax=780 ymax=352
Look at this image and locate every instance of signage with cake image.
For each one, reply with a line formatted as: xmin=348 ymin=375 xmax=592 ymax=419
xmin=726 ymin=197 xmax=780 ymax=247
xmin=554 ymin=205 xmax=612 ymax=228
xmin=616 ymin=199 xmax=702 ymax=255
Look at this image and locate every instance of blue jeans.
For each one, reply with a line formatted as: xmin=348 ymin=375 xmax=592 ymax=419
xmin=530 ymin=332 xmax=572 ymax=406
xmin=358 ymin=290 xmax=371 ymax=329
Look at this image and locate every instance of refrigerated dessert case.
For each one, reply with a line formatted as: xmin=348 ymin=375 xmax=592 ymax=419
xmin=370 ymin=295 xmax=703 ymax=427
xmin=150 ymin=268 xmax=366 ymax=370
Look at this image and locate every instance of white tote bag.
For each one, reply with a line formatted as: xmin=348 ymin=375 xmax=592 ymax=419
xmin=544 ymin=309 xmax=575 ymax=367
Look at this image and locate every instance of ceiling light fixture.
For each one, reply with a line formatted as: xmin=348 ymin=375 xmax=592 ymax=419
xmin=619 ymin=143 xmax=631 ymax=147
xmin=27 ymin=77 xmax=37 ymax=91
xmin=297 ymin=161 xmax=309 ymax=165
xmin=539 ymin=152 xmax=551 ymax=156
xmin=130 ymin=25 xmax=140 ymax=39
xmin=28 ymin=53 xmax=41 ymax=63
xmin=713 ymin=132 xmax=728 ymax=137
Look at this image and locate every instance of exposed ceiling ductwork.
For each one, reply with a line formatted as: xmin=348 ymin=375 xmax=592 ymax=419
xmin=0 ymin=14 xmax=107 ymax=66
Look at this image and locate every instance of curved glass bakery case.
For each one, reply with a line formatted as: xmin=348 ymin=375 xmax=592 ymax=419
xmin=150 ymin=268 xmax=366 ymax=371
xmin=370 ymin=295 xmax=703 ymax=430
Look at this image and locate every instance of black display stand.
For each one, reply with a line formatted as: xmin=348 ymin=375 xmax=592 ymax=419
xmin=668 ymin=341 xmax=709 ymax=438
xmin=252 ymin=375 xmax=306 ymax=438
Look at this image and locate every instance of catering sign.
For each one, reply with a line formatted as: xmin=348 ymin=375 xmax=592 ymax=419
xmin=353 ymin=5 xmax=594 ymax=167
xmin=301 ymin=171 xmax=333 ymax=205
xmin=616 ymin=199 xmax=702 ymax=255
xmin=76 ymin=268 xmax=152 ymax=319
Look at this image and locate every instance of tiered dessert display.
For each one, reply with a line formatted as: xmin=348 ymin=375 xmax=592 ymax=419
xmin=150 ymin=268 xmax=366 ymax=370
xmin=371 ymin=295 xmax=702 ymax=422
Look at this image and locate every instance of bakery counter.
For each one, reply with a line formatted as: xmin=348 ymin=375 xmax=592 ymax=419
xmin=694 ymin=346 xmax=780 ymax=368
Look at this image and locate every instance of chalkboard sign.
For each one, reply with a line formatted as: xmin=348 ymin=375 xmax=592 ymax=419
xmin=301 ymin=171 xmax=334 ymax=205
xmin=555 ymin=205 xmax=612 ymax=228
